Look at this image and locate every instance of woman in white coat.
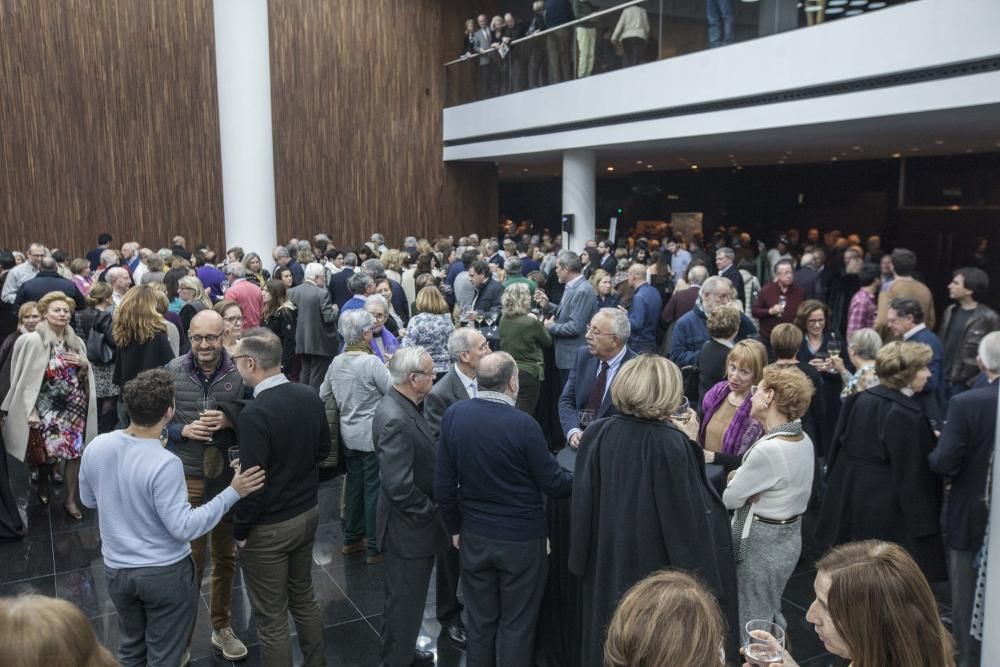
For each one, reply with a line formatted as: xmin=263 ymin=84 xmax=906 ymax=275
xmin=1 ymin=291 xmax=96 ymax=519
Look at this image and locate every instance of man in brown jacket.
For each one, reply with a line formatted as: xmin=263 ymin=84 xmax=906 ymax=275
xmin=875 ymin=248 xmax=935 ymax=338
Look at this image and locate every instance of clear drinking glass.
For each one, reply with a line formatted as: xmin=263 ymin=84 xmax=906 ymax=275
xmin=671 ymin=396 xmax=691 ymax=423
xmin=228 ymin=446 xmax=240 ymax=470
xmin=827 ymin=337 xmax=842 ymax=359
xmin=578 ymin=409 xmax=595 ymax=430
xmin=743 ymin=620 xmax=785 ymax=666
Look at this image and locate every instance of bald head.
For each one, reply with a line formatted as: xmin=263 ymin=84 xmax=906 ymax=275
xmin=189 ymin=310 xmax=225 ymax=370
xmin=476 ymin=352 xmax=518 ymax=396
xmin=189 ymin=309 xmax=224 ymax=335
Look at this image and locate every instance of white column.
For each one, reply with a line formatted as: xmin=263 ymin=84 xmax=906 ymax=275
xmin=213 ymin=0 xmax=278 ymax=258
xmin=983 ymin=387 xmax=1000 ymax=663
xmin=562 ymin=149 xmax=596 ymax=254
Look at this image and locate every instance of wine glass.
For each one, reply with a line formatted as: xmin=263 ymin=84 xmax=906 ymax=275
xmin=578 ymin=409 xmax=595 ymax=430
xmin=485 ymin=311 xmax=497 ymax=327
xmin=744 ymin=620 xmax=785 ymax=666
xmin=228 ymin=446 xmax=240 ymax=470
xmin=671 ymin=397 xmax=691 ymax=424
xmin=827 ymin=337 xmax=842 ymax=359
xmin=777 ymin=294 xmax=787 ymax=315
xmin=200 ymin=396 xmax=218 ymax=419
xmin=474 ymin=310 xmax=485 ymax=327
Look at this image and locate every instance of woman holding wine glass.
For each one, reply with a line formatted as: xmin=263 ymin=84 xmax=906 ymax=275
xmin=794 ymin=300 xmax=845 ymax=458
xmin=722 ymin=365 xmax=815 ymax=641
xmin=830 ymin=327 xmax=882 ymax=398
xmin=741 ymin=540 xmax=954 ymax=666
xmin=498 ymin=283 xmax=551 ymax=415
xmin=699 ymin=340 xmax=767 ymax=472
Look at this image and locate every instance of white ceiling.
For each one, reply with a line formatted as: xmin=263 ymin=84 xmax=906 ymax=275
xmin=495 ymin=103 xmax=1000 ymax=179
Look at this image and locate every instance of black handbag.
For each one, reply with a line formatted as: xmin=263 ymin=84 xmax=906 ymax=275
xmin=85 ymin=310 xmax=114 ymax=364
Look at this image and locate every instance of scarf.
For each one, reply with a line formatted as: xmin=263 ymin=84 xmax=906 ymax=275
xmin=346 ymin=342 xmax=373 ymax=355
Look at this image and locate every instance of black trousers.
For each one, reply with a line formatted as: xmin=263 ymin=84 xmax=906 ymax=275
xmin=381 ymin=551 xmax=434 ymax=666
xmin=298 ymin=354 xmax=331 ymax=392
xmin=436 ymin=539 xmax=463 ymax=626
xmin=461 ymin=532 xmax=547 ymax=667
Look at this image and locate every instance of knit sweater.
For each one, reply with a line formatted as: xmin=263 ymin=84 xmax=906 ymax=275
xmin=80 ymin=430 xmax=239 ymax=569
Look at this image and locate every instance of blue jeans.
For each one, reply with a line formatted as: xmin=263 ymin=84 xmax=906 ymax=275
xmin=707 ymin=0 xmax=735 ymax=48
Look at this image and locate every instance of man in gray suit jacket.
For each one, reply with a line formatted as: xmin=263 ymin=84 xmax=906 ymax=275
xmin=289 ymin=263 xmax=339 ymax=391
xmin=421 ymin=328 xmax=490 ymax=649
xmin=536 ymin=250 xmax=599 ymax=386
xmin=372 ymin=347 xmax=443 ymax=667
xmin=472 ymin=14 xmax=494 ymax=98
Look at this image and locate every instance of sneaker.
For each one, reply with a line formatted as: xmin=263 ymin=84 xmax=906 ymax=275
xmin=366 ymin=553 xmax=384 ymax=565
xmin=341 ymin=539 xmax=367 ymax=555
xmin=180 ymin=648 xmax=191 ymax=666
xmin=212 ymin=626 xmax=248 ymax=660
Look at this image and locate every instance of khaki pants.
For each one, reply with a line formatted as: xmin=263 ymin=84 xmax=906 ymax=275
xmin=576 ymin=26 xmax=596 ymax=78
xmin=241 ymin=506 xmax=325 ymax=667
xmin=186 ymin=476 xmax=235 ymax=631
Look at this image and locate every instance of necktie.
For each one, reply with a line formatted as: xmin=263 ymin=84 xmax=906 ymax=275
xmin=470 ymin=382 xmax=478 ymax=398
xmin=586 ymin=361 xmax=610 ymax=414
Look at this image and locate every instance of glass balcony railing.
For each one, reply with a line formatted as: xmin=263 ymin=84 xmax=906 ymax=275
xmin=444 ymin=0 xmax=917 ymax=107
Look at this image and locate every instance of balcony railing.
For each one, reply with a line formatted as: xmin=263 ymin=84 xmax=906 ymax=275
xmin=444 ymin=0 xmax=917 ymax=107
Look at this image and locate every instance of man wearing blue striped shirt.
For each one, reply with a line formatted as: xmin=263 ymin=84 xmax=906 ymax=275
xmin=80 ymin=369 xmax=264 ymax=667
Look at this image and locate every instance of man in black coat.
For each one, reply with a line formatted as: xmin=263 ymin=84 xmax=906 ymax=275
xmin=559 ymin=308 xmax=636 ymax=448
xmin=372 ymin=347 xmax=443 ymax=667
xmin=327 ymin=253 xmax=357 ymax=309
xmin=928 ymin=332 xmax=999 ymax=667
xmin=420 ymin=327 xmax=490 ymax=650
xmin=468 ymin=260 xmax=503 ymax=316
xmin=13 ymin=257 xmax=85 ymax=311
xmin=714 ymin=247 xmax=744 ymax=309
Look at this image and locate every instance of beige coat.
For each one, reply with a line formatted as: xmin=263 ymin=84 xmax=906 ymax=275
xmin=1 ymin=323 xmax=97 ymax=461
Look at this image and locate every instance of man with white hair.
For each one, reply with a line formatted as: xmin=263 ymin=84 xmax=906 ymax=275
xmin=403 ymin=236 xmax=418 ymax=260
xmin=670 ymin=275 xmax=757 ymax=366
xmin=535 ymin=250 xmax=599 ymax=386
xmin=121 ymin=241 xmax=141 ymax=274
xmin=272 ymin=245 xmax=303 ymax=286
xmin=289 ymin=262 xmax=339 ymax=390
xmin=171 ymin=235 xmax=192 ymax=261
xmin=131 ymin=248 xmax=154 ymax=285
xmin=929 ymin=331 xmax=1000 ymax=667
xmin=224 ymin=261 xmax=264 ymax=328
xmin=106 ymin=266 xmax=132 ymax=307
xmin=372 ymin=347 xmax=442 ymax=667
xmin=367 ymin=233 xmax=387 ymax=255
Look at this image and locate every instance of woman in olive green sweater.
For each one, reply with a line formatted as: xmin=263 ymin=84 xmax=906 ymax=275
xmin=499 ymin=282 xmax=553 ymax=415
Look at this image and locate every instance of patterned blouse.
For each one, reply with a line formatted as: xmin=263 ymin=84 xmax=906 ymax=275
xmin=840 ymin=363 xmax=879 ymax=398
xmin=401 ymin=313 xmax=454 ymax=373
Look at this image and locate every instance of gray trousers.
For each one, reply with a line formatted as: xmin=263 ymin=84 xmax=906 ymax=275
xmin=382 ymin=551 xmax=435 ymax=666
xmin=460 ymin=532 xmax=547 ymax=667
xmin=299 ymin=354 xmax=332 ymax=392
xmin=240 ymin=506 xmax=325 ymax=667
xmin=736 ymin=518 xmax=801 ymax=640
xmin=106 ymin=555 xmax=198 ymax=667
xmin=949 ymin=547 xmax=982 ymax=667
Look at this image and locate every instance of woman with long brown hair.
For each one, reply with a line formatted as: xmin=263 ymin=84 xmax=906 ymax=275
xmin=262 ymin=279 xmax=298 ymax=378
xmin=2 ymin=292 xmax=97 ymax=518
xmin=112 ymin=284 xmax=175 ymax=424
xmin=754 ymin=540 xmax=954 ymax=666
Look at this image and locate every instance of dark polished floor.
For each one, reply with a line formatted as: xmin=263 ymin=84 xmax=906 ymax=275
xmin=0 ymin=453 xmax=860 ymax=666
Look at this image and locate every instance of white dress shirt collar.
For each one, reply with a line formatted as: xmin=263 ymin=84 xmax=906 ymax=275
xmin=253 ymin=373 xmax=289 ymax=397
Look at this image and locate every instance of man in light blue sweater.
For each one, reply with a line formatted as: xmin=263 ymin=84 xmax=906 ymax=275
xmin=80 ymin=369 xmax=264 ymax=667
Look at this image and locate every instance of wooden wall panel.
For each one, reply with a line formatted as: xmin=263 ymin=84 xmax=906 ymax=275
xmin=0 ymin=0 xmax=223 ymax=257
xmin=268 ymin=0 xmax=498 ymax=249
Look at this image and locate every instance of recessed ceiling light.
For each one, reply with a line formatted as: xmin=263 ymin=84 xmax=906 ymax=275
xmin=965 ymin=149 xmax=973 ymax=153
xmin=804 ymin=5 xmax=821 ymax=11
xmin=828 ymin=0 xmax=848 ymax=5
xmin=831 ymin=157 xmax=839 ymax=161
xmin=522 ymin=168 xmax=529 ymax=172
xmin=825 ymin=7 xmax=845 ymax=14
xmin=934 ymin=140 xmax=944 ymax=145
xmin=690 ymin=165 xmax=699 ymax=170
xmin=606 ymin=167 xmax=615 ymax=172
xmin=845 ymin=9 xmax=864 ymax=15
xmin=849 ymin=0 xmax=867 ymax=5
xmin=635 ymin=160 xmax=643 ymax=164
xmin=891 ymin=153 xmax=901 ymax=158
xmin=867 ymin=1 xmax=886 ymax=7
xmin=646 ymin=164 xmax=653 ymax=168
xmin=728 ymin=154 xmax=735 ymax=158
xmin=910 ymin=147 xmax=919 ymax=152
xmin=852 ymin=145 xmax=862 ymax=151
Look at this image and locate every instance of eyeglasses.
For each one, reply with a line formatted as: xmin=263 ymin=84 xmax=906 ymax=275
xmin=231 ymin=354 xmax=252 ymax=363
xmin=586 ymin=326 xmax=615 ymax=337
xmin=190 ymin=334 xmax=222 ymax=344
xmin=223 ymin=316 xmax=244 ymax=324
xmin=370 ymin=312 xmax=387 ymax=321
xmin=411 ymin=371 xmax=434 ymax=379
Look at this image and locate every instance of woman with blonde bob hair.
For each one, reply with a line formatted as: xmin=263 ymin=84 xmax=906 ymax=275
xmin=499 ymin=282 xmax=551 ymax=414
xmin=570 ymin=354 xmax=739 ymax=665
xmin=0 ymin=594 xmax=117 ymax=666
xmin=699 ymin=339 xmax=767 ymax=471
xmin=766 ymin=540 xmax=954 ymax=667
xmin=402 ymin=285 xmax=453 ymax=377
xmin=604 ymin=570 xmax=726 ymax=667
xmin=817 ymin=341 xmax=946 ymax=582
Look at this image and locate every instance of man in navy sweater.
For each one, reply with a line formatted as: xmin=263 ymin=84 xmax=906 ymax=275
xmin=888 ymin=297 xmax=945 ymax=421
xmin=435 ymin=352 xmax=573 ymax=666
xmin=623 ymin=263 xmax=662 ymax=354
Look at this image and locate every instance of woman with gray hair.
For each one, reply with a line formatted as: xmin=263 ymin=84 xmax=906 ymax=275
xmin=832 ymin=327 xmax=882 ymax=397
xmin=365 ymin=294 xmax=399 ymax=363
xmin=499 ymin=282 xmax=552 ymax=415
xmin=320 ymin=309 xmax=392 ymax=564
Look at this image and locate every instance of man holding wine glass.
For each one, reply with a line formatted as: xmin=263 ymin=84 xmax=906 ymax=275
xmin=163 ymin=310 xmax=250 ymax=661
xmin=558 ymin=308 xmax=635 ymax=449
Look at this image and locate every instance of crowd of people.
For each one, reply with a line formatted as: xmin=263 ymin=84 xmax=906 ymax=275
xmin=0 ymin=222 xmax=995 ymax=666
xmin=460 ymin=1 xmax=651 ymax=98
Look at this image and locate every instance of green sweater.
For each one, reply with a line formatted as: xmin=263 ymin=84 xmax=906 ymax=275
xmin=498 ymin=314 xmax=553 ymax=380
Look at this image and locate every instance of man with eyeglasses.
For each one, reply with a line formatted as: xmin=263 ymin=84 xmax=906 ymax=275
xmin=164 ymin=310 xmax=249 ymax=662
xmin=372 ymin=347 xmax=443 ymax=667
xmin=559 ymin=308 xmax=636 ymax=449
xmin=1 ymin=242 xmax=46 ymax=304
xmin=670 ymin=275 xmax=757 ymax=367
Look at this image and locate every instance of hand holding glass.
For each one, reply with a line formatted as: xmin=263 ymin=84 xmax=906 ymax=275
xmin=228 ymin=446 xmax=240 ymax=471
xmin=671 ymin=397 xmax=691 ymax=423
xmin=578 ymin=409 xmax=595 ymax=430
xmin=743 ymin=620 xmax=785 ymax=667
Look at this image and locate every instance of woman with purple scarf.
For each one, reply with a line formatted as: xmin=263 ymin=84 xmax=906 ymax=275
xmin=365 ymin=295 xmax=398 ymax=363
xmin=699 ymin=340 xmax=767 ymax=472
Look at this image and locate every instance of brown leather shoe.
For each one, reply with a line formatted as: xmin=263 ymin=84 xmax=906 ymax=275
xmin=366 ymin=553 xmax=384 ymax=565
xmin=341 ymin=539 xmax=367 ymax=555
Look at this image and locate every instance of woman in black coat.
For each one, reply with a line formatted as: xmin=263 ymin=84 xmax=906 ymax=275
xmin=795 ymin=300 xmax=845 ymax=457
xmin=569 ymin=355 xmax=738 ymax=666
xmin=816 ymin=341 xmax=946 ymax=582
